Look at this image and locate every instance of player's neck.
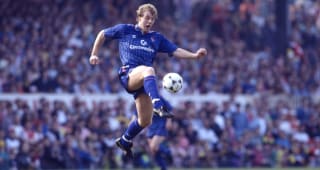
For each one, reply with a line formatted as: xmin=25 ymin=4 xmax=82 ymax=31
xmin=135 ymin=24 xmax=149 ymax=34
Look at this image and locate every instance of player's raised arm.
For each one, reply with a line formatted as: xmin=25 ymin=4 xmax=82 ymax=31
xmin=172 ymin=47 xmax=207 ymax=60
xmin=89 ymin=30 xmax=106 ymax=65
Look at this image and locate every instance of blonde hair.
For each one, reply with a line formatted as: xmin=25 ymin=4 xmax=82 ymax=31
xmin=136 ymin=3 xmax=158 ymax=22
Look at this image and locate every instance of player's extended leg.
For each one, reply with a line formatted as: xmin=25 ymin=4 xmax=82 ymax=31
xmin=148 ymin=135 xmax=168 ymax=170
xmin=116 ymin=94 xmax=153 ymax=157
xmin=127 ymin=66 xmax=173 ymax=117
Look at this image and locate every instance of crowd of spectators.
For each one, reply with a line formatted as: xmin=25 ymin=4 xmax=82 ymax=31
xmin=1 ymin=0 xmax=320 ymax=169
xmin=1 ymin=0 xmax=320 ymax=96
xmin=0 ymin=96 xmax=319 ymax=169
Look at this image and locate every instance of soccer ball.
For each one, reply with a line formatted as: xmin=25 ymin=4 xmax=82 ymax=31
xmin=162 ymin=72 xmax=183 ymax=93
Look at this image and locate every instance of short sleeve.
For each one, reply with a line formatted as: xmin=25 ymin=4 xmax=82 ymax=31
xmin=158 ymin=34 xmax=178 ymax=56
xmin=103 ymin=24 xmax=126 ymax=39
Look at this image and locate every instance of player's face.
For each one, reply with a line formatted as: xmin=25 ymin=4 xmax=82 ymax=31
xmin=138 ymin=11 xmax=155 ymax=33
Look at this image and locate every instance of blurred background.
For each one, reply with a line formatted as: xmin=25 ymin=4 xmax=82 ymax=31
xmin=1 ymin=0 xmax=320 ymax=169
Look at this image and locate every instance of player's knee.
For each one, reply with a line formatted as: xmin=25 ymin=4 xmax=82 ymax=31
xmin=142 ymin=66 xmax=155 ymax=76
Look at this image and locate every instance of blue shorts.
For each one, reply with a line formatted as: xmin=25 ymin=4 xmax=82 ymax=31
xmin=118 ymin=65 xmax=145 ymax=99
xmin=146 ymin=116 xmax=168 ymax=138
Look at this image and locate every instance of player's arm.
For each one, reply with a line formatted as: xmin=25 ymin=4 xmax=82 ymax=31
xmin=158 ymin=33 xmax=207 ymax=59
xmin=172 ymin=47 xmax=207 ymax=60
xmin=89 ymin=24 xmax=125 ymax=65
xmin=89 ymin=30 xmax=106 ymax=65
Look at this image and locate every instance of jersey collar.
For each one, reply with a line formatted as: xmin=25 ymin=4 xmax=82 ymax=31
xmin=135 ymin=24 xmax=153 ymax=34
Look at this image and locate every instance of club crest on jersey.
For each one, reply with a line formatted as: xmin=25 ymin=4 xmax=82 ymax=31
xmin=140 ymin=40 xmax=147 ymax=46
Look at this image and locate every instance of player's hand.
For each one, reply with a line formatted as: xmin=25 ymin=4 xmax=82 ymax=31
xmin=89 ymin=55 xmax=100 ymax=65
xmin=195 ymin=48 xmax=207 ymax=59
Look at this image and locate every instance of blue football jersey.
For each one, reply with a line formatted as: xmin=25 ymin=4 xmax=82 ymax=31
xmin=103 ymin=24 xmax=178 ymax=67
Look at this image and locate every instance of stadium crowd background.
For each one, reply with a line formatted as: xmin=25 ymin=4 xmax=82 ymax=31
xmin=0 ymin=0 xmax=320 ymax=169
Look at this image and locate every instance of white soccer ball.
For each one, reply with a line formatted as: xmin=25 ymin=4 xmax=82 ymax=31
xmin=162 ymin=72 xmax=183 ymax=93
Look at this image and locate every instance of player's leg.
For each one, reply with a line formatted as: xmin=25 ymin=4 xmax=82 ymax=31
xmin=127 ymin=65 xmax=173 ymax=117
xmin=148 ymin=135 xmax=168 ymax=170
xmin=149 ymin=135 xmax=165 ymax=154
xmin=116 ymin=94 xmax=153 ymax=156
xmin=135 ymin=94 xmax=153 ymax=126
xmin=127 ymin=66 xmax=163 ymax=107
